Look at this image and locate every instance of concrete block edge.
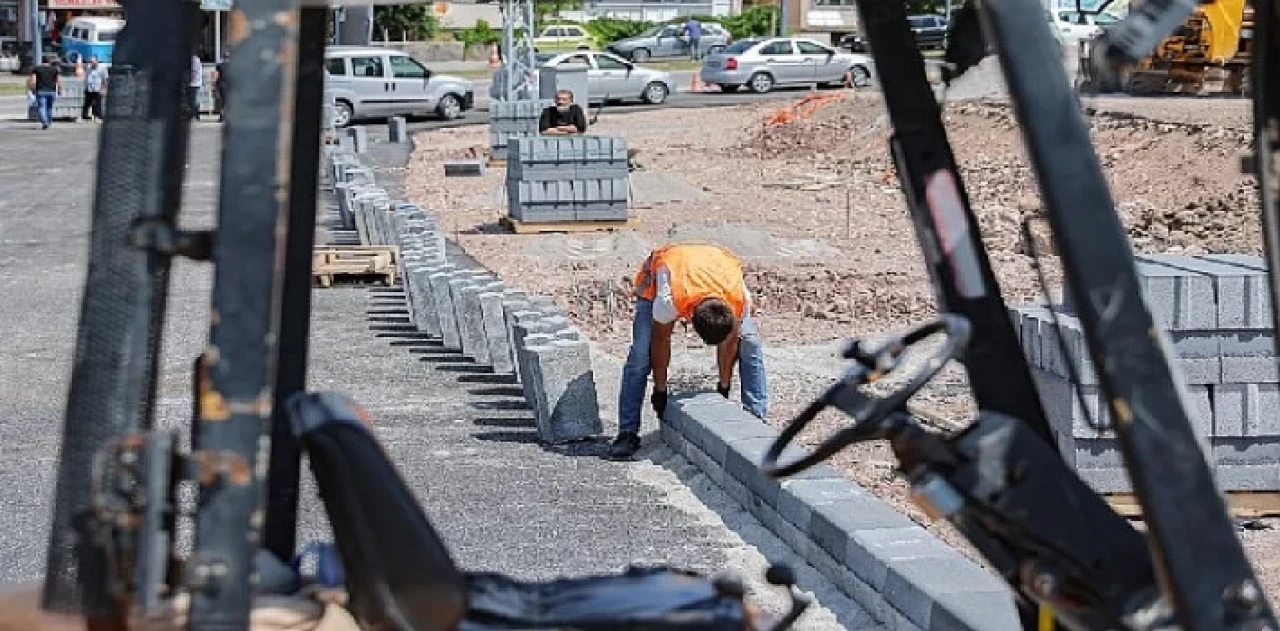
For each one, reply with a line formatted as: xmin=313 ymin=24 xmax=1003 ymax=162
xmin=663 ymin=393 xmax=1020 ymax=631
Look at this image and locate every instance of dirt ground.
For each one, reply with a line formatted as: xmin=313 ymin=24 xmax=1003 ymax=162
xmin=404 ymin=90 xmax=1278 ymax=600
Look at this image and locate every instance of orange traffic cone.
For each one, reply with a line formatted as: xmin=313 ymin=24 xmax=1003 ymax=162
xmin=489 ymin=44 xmax=500 ymax=68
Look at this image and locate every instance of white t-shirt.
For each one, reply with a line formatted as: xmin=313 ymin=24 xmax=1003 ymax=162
xmin=651 ymin=266 xmax=752 ymax=324
xmin=190 ymin=56 xmax=204 ymax=88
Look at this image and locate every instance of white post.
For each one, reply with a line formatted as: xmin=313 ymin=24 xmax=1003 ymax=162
xmin=214 ymin=10 xmax=222 ymax=60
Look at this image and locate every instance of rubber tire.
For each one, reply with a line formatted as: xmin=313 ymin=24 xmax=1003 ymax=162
xmin=850 ymin=65 xmax=871 ymax=88
xmin=436 ymin=94 xmax=463 ymax=120
xmin=631 ymin=48 xmax=651 ymax=62
xmin=333 ymin=100 xmax=354 ymax=128
xmin=748 ymin=72 xmax=774 ymax=94
xmin=642 ymin=81 xmax=668 ymax=104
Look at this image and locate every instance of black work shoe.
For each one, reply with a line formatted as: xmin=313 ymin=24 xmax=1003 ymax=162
xmin=605 ymin=431 xmax=641 ymax=460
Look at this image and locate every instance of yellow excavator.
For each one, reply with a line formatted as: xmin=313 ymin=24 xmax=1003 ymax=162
xmin=1076 ymin=0 xmax=1254 ymax=94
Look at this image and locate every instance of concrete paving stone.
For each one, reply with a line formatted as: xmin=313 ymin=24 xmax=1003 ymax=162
xmin=1212 ymin=436 xmax=1280 ymax=465
xmin=415 ymin=262 xmax=454 ymax=337
xmin=883 ymin=555 xmax=1012 ymax=630
xmin=449 ymin=278 xmax=481 ymax=357
xmin=1219 ymin=330 xmax=1278 ymax=357
xmin=1183 ymin=254 xmax=1274 ymax=329
xmin=1222 ymin=356 xmax=1280 ymax=384
xmin=404 ymin=264 xmax=435 ymax=333
xmin=506 ymin=309 xmax=539 ymax=381
xmin=1214 ymin=464 xmax=1280 ymax=491
xmin=518 ymin=333 xmax=557 ymax=410
xmin=927 ymin=590 xmax=1022 ymax=631
xmin=721 ymin=433 xmax=786 ymax=509
xmin=458 ymin=281 xmax=495 ymax=364
xmin=1212 ymin=383 xmax=1280 ymax=436
xmin=428 ymin=268 xmax=462 ymax=349
xmin=1135 ymin=259 xmax=1217 ymax=330
xmin=527 ymin=340 xmax=603 ymax=444
xmin=554 ymin=328 xmax=581 ymax=341
xmin=1074 ymin=467 xmax=1135 ymax=494
xmin=479 ymin=291 xmax=516 ymax=374
xmin=844 ymin=527 xmax=961 ymax=597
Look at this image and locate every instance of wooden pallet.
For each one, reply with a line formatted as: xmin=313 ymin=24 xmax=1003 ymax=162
xmin=313 ymin=245 xmax=399 ymax=288
xmin=1106 ymin=491 xmax=1280 ymax=520
xmin=500 ymin=215 xmax=638 ymax=235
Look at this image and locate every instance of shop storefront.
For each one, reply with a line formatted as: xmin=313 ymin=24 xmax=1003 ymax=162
xmin=1 ymin=1 xmax=19 ymax=47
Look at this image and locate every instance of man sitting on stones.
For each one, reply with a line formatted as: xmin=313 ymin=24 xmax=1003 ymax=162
xmin=607 ymin=242 xmax=769 ymax=460
xmin=539 ymin=89 xmax=587 ymax=136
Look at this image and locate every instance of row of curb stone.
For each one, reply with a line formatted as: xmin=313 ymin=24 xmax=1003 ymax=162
xmin=324 ymin=142 xmax=603 ymax=445
xmin=663 ymin=393 xmax=1021 ymax=631
xmin=323 ymin=131 xmax=1018 ymax=630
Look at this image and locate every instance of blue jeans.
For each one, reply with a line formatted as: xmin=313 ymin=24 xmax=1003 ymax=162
xmin=618 ymin=298 xmax=768 ymax=434
xmin=35 ymin=91 xmax=55 ymax=127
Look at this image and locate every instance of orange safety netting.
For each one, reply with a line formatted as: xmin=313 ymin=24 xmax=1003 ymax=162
xmin=763 ymin=92 xmax=847 ymax=126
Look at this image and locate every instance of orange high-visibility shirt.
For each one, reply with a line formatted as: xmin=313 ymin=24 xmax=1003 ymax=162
xmin=633 ymin=243 xmax=748 ymax=323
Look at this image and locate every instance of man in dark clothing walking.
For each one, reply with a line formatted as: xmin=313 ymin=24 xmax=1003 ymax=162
xmin=81 ymin=56 xmax=106 ymax=122
xmin=27 ymin=57 xmax=61 ymax=130
xmin=212 ymin=53 xmax=229 ymax=122
xmin=538 ymin=89 xmax=587 ymax=136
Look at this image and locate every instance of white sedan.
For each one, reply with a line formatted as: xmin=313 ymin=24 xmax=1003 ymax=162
xmin=490 ymin=51 xmax=675 ymax=105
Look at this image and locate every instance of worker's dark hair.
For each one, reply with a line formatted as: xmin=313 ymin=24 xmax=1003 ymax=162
xmin=692 ymin=298 xmax=735 ymax=345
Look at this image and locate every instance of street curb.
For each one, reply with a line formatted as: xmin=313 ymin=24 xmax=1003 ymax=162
xmin=660 ymin=392 xmax=1021 ymax=631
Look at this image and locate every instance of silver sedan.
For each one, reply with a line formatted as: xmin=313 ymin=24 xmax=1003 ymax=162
xmin=699 ymin=37 xmax=873 ymax=93
xmin=490 ymin=51 xmax=675 ymax=105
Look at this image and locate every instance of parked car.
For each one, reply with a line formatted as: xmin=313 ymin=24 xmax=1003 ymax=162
xmin=1049 ymin=9 xmax=1115 ymax=44
xmin=323 ymin=46 xmax=475 ymax=127
xmin=606 ymin=22 xmax=732 ymax=62
xmin=489 ymin=50 xmax=674 ymax=105
xmin=533 ymin=24 xmax=598 ymax=52
xmin=908 ymin=14 xmax=949 ymax=49
xmin=699 ymin=37 xmax=873 ymax=94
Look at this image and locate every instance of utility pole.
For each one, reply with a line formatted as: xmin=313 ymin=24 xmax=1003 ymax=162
xmin=499 ymin=0 xmax=536 ymax=100
xmin=778 ymin=0 xmax=788 ymax=36
xmin=30 ymin=0 xmax=42 ymax=68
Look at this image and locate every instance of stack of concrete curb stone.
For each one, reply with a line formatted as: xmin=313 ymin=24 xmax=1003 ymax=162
xmin=489 ymin=99 xmax=552 ymax=161
xmin=506 ymin=136 xmax=630 ymax=223
xmin=661 ymin=393 xmax=1020 ymax=630
xmin=323 ymin=144 xmax=604 ymax=445
xmin=1011 ymin=253 xmax=1279 ymax=493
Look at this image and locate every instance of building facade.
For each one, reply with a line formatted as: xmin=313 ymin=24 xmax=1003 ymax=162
xmin=561 ymin=0 xmax=738 ymax=23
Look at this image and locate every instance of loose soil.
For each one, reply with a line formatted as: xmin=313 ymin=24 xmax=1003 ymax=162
xmin=405 ymin=90 xmax=1278 ymax=600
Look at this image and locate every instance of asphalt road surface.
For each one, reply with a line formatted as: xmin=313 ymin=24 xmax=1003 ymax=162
xmin=0 ymin=103 xmax=884 ymax=628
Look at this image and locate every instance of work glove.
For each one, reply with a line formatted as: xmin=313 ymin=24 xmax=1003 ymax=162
xmin=651 ymin=389 xmax=668 ymax=420
xmin=716 ymin=383 xmax=731 ymax=399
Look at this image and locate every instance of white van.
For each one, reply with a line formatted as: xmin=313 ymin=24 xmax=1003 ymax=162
xmin=323 ymin=46 xmax=475 ymax=127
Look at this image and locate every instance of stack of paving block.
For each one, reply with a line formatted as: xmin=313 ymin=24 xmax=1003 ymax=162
xmin=1012 ymin=253 xmax=1278 ymax=493
xmin=506 ymin=136 xmax=630 ymax=223
xmin=389 ymin=198 xmax=604 ymax=445
xmin=489 ymin=99 xmax=552 ymax=161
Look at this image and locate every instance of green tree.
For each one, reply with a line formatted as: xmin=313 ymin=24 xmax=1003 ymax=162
xmin=373 ymin=6 xmax=441 ymax=41
xmin=455 ymin=19 xmax=502 ymax=58
xmin=533 ymin=0 xmax=584 ymax=23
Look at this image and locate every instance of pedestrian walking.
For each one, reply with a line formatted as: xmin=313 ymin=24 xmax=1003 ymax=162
xmin=683 ymin=17 xmax=703 ymax=61
xmin=81 ymin=56 xmax=106 ymax=122
xmin=188 ymin=53 xmax=203 ymax=121
xmin=28 ymin=57 xmax=61 ymax=130
xmin=607 ymin=241 xmax=769 ymax=460
xmin=212 ymin=53 xmax=228 ymax=122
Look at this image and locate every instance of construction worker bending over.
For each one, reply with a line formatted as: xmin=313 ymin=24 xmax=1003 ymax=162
xmin=608 ymin=242 xmax=768 ymax=460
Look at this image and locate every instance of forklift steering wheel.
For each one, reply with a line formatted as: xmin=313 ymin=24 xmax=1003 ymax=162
xmin=760 ymin=314 xmax=971 ymax=478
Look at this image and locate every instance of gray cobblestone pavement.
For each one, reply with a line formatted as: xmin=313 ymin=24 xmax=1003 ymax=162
xmin=0 ymin=124 xmax=882 ymax=629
